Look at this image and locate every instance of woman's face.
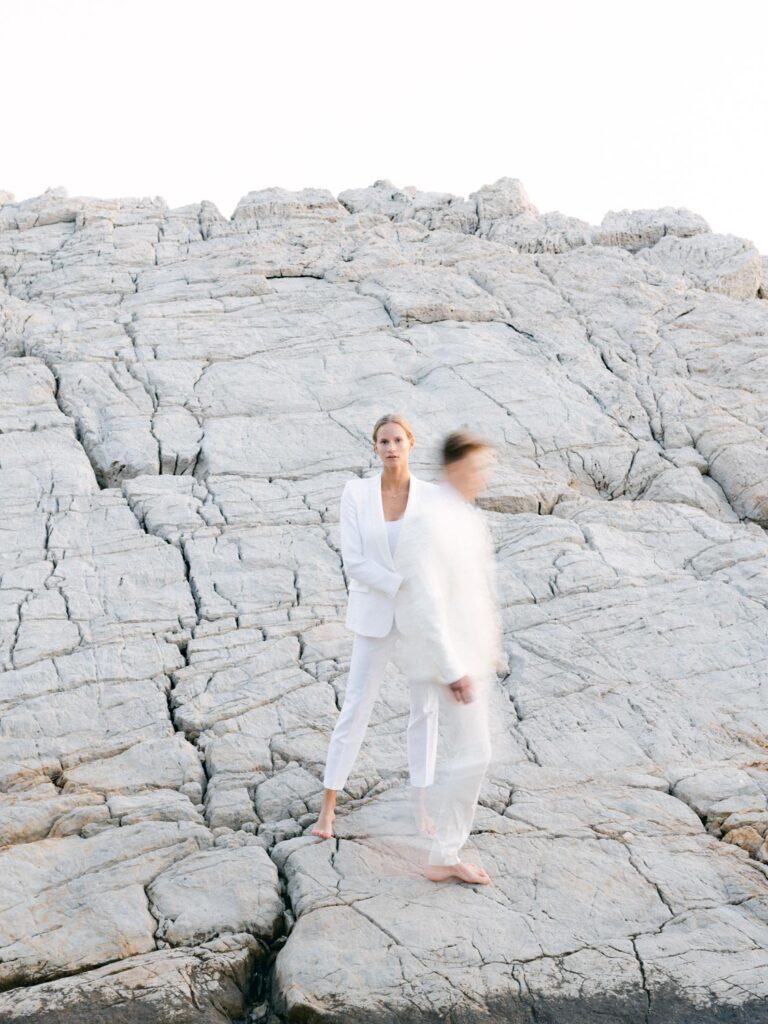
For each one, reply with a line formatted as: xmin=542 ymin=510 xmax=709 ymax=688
xmin=374 ymin=423 xmax=412 ymax=466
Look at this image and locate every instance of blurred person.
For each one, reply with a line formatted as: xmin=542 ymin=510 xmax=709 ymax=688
xmin=393 ymin=429 xmax=505 ymax=885
xmin=311 ymin=413 xmax=440 ymax=839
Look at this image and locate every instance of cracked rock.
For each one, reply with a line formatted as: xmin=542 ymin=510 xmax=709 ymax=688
xmin=1 ymin=178 xmax=767 ymax=1021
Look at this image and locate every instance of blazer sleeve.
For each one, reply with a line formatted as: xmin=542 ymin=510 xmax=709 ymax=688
xmin=340 ymin=481 xmax=403 ymax=598
xmin=396 ymin=514 xmax=465 ymax=685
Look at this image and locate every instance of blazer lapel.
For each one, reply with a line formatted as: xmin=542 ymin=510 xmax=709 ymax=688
xmin=402 ymin=474 xmax=423 ymax=522
xmin=370 ymin=471 xmax=423 ymax=572
xmin=368 ymin=472 xmax=393 ymax=572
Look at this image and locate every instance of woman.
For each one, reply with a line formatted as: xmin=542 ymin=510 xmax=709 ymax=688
xmin=311 ymin=413 xmax=439 ymax=839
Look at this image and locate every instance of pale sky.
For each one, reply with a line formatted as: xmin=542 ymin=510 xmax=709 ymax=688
xmin=5 ymin=0 xmax=768 ymax=252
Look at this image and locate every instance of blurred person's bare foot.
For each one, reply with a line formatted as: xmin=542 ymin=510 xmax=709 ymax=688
xmin=425 ymin=861 xmax=491 ymax=884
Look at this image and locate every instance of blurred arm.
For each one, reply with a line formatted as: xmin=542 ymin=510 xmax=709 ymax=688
xmin=397 ymin=516 xmax=465 ymax=685
xmin=340 ymin=482 xmax=403 ymax=598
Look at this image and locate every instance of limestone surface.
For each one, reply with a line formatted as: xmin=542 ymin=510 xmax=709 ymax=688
xmin=0 ymin=178 xmax=767 ymax=1022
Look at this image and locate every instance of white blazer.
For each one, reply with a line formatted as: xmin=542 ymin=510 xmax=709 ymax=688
xmin=340 ymin=471 xmax=436 ymax=638
xmin=393 ymin=480 xmax=505 ymax=685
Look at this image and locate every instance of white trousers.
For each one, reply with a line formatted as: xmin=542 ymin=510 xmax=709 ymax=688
xmin=427 ymin=675 xmax=492 ymax=866
xmin=323 ymin=626 xmax=439 ymax=792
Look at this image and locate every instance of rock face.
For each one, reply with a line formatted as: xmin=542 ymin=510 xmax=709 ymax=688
xmin=0 ymin=177 xmax=767 ymax=1022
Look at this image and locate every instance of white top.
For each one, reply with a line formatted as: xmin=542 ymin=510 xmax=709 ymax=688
xmin=385 ymin=517 xmax=403 ymax=555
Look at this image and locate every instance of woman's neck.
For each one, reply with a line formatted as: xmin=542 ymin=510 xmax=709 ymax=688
xmin=380 ymin=464 xmax=411 ymax=490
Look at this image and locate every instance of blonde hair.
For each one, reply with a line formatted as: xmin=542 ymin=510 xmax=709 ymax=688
xmin=372 ymin=412 xmax=415 ymax=447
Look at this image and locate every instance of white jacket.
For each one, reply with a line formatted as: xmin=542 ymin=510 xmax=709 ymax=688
xmin=340 ymin=471 xmax=436 ymax=637
xmin=392 ymin=480 xmax=505 ymax=685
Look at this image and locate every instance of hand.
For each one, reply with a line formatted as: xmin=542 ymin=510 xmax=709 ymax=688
xmin=449 ymin=675 xmax=474 ymax=703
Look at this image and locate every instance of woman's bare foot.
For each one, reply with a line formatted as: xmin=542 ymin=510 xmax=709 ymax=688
xmin=311 ymin=809 xmax=335 ymax=838
xmin=311 ymin=788 xmax=337 ymax=839
xmin=424 ymin=861 xmax=491 ymax=884
xmin=417 ymin=811 xmax=436 ymax=837
xmin=410 ymin=787 xmax=436 ymax=836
